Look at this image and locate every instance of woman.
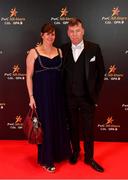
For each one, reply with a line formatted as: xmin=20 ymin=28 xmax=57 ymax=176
xmin=26 ymin=23 xmax=71 ymax=173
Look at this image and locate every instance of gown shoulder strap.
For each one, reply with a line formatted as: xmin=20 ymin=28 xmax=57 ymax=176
xmin=57 ymin=48 xmax=62 ymax=58
xmin=34 ymin=48 xmax=40 ymax=56
xmin=34 ymin=48 xmax=45 ymax=69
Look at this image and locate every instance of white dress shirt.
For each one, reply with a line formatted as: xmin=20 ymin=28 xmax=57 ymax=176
xmin=71 ymin=40 xmax=84 ymax=62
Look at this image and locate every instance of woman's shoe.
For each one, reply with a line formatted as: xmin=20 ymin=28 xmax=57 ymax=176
xmin=42 ymin=165 xmax=56 ymax=173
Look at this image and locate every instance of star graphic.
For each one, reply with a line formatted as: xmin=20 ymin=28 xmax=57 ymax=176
xmin=15 ymin=115 xmax=22 ymax=124
xmin=106 ymin=117 xmax=114 ymax=125
xmin=60 ymin=7 xmax=68 ymax=17
xmin=108 ymin=65 xmax=117 ymax=74
xmin=13 ymin=65 xmax=20 ymax=74
xmin=10 ymin=8 xmax=18 ymax=17
xmin=112 ymin=7 xmax=120 ymax=17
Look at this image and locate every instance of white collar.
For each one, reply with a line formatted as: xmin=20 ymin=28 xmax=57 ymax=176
xmin=72 ymin=40 xmax=84 ymax=49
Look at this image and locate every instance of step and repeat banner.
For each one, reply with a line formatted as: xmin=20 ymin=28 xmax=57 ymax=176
xmin=0 ymin=0 xmax=128 ymax=141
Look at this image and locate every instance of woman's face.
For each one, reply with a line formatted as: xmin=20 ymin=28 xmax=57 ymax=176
xmin=41 ymin=31 xmax=55 ymax=45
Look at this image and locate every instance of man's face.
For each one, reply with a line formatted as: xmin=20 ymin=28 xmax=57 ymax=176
xmin=67 ymin=23 xmax=85 ymax=45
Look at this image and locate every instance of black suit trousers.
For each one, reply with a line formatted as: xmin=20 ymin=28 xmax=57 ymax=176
xmin=66 ymin=95 xmax=95 ymax=161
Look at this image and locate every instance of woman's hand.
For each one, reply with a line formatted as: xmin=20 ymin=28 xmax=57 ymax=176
xmin=29 ymin=96 xmax=36 ymax=109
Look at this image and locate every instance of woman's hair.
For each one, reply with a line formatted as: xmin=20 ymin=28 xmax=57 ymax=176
xmin=41 ymin=22 xmax=55 ymax=34
xmin=68 ymin=18 xmax=85 ymax=29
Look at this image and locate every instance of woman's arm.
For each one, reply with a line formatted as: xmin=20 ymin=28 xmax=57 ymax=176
xmin=26 ymin=48 xmax=37 ymax=108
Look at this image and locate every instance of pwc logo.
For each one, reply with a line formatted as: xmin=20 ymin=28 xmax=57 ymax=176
xmin=102 ymin=6 xmax=127 ymax=25
xmin=104 ymin=65 xmax=124 ymax=81
xmin=4 ymin=64 xmax=26 ymax=80
xmin=1 ymin=7 xmax=26 ymax=25
xmin=7 ymin=115 xmax=23 ymax=130
xmin=97 ymin=116 xmax=120 ymax=132
xmin=50 ymin=6 xmax=72 ymax=25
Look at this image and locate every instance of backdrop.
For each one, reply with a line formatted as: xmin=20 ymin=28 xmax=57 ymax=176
xmin=0 ymin=0 xmax=128 ymax=141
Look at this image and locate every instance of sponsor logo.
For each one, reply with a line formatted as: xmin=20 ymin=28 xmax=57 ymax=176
xmin=97 ymin=116 xmax=120 ymax=131
xmin=51 ymin=7 xmax=72 ymax=25
xmin=104 ymin=65 xmax=124 ymax=80
xmin=1 ymin=7 xmax=26 ymax=25
xmin=102 ymin=7 xmax=127 ymax=24
xmin=4 ymin=64 xmax=26 ymax=80
xmin=7 ymin=115 xmax=23 ymax=130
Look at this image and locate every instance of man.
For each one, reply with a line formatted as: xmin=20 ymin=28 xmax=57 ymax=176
xmin=61 ymin=18 xmax=105 ymax=172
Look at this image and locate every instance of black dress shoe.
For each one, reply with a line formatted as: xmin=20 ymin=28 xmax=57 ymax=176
xmin=85 ymin=159 xmax=104 ymax=172
xmin=69 ymin=152 xmax=79 ymax=164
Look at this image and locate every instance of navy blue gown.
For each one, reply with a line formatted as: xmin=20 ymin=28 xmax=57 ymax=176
xmin=33 ymin=49 xmax=71 ymax=167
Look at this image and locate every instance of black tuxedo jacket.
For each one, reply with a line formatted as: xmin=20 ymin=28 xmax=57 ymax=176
xmin=61 ymin=40 xmax=105 ymax=104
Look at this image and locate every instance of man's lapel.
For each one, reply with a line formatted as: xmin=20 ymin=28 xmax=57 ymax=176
xmin=84 ymin=40 xmax=91 ymax=80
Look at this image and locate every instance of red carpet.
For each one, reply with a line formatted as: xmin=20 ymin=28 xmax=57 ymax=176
xmin=0 ymin=140 xmax=128 ymax=179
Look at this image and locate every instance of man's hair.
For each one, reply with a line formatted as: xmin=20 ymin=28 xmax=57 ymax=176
xmin=68 ymin=18 xmax=85 ymax=29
